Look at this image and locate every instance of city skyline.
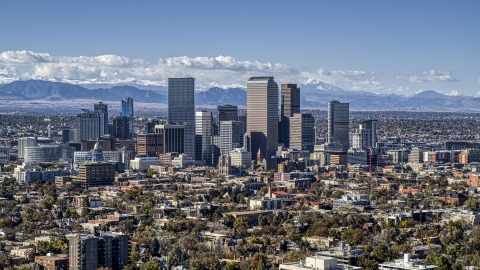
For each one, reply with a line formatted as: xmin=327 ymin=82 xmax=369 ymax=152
xmin=0 ymin=1 xmax=478 ymax=96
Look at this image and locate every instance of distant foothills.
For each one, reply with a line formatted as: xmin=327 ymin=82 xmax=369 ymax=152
xmin=1 ymin=79 xmax=480 ymax=110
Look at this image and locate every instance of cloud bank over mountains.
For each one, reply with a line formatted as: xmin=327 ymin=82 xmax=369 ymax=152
xmin=0 ymin=50 xmax=465 ymax=94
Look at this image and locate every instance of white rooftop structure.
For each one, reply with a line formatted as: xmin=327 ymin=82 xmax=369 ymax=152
xmin=379 ymin=253 xmax=435 ymax=270
xmin=279 ymin=255 xmax=363 ymax=270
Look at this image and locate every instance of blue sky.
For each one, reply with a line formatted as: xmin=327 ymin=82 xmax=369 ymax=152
xmin=0 ymin=1 xmax=479 ymax=95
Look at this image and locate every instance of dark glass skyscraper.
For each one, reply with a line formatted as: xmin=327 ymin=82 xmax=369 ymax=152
xmin=279 ymin=84 xmax=300 ymax=147
xmin=120 ymin=97 xmax=134 ymax=139
xmin=94 ymin=102 xmax=108 ymax=137
xmin=218 ymin=104 xmax=238 ymax=122
xmin=168 ymin=78 xmax=195 ymax=158
xmin=328 ymin=100 xmax=350 ymax=152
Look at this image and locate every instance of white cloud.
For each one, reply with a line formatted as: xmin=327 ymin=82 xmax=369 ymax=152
xmin=0 ymin=50 xmax=383 ymax=90
xmin=399 ymin=70 xmax=459 ymax=83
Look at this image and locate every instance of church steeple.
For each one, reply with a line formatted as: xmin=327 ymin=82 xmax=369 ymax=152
xmin=257 ymin=148 xmax=262 ymax=164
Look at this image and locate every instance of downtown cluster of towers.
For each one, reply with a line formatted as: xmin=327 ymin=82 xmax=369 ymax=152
xmin=74 ymin=76 xmax=374 ymax=171
xmin=167 ymin=77 xmax=356 ymax=171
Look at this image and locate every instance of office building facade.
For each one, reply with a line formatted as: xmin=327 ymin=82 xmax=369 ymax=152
xmin=76 ymin=109 xmax=100 ymax=142
xmin=93 ymin=102 xmax=108 ymax=137
xmin=112 ymin=116 xmax=130 ymax=140
xmin=24 ymin=144 xmax=74 ymax=163
xmin=327 ymin=101 xmax=350 ymax=152
xmin=155 ymin=124 xmax=185 ymax=154
xmin=195 ymin=111 xmax=213 ymax=164
xmin=136 ymin=133 xmax=164 ymax=157
xmin=289 ymin=113 xmax=315 ymax=152
xmin=220 ymin=121 xmax=244 ymax=155
xmin=279 ymin=83 xmax=300 ymax=147
xmin=246 ymin=77 xmax=279 ymax=170
xmin=218 ymin=104 xmax=238 ymax=122
xmin=18 ymin=137 xmax=38 ymax=158
xmin=71 ymin=162 xmax=115 ymax=187
xmin=120 ymin=97 xmax=134 ymax=139
xmin=168 ymin=78 xmax=195 ymax=158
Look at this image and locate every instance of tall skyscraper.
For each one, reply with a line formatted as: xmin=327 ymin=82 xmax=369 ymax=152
xmin=246 ymin=77 xmax=278 ymax=170
xmin=94 ymin=102 xmax=108 ymax=137
xmin=359 ymin=120 xmax=378 ymax=149
xmin=120 ymin=97 xmax=134 ymax=139
xmin=195 ymin=111 xmax=212 ymax=164
xmin=218 ymin=104 xmax=238 ymax=122
xmin=290 ymin=113 xmax=315 ymax=152
xmin=327 ymin=100 xmax=350 ymax=152
xmin=112 ymin=116 xmax=130 ymax=140
xmin=279 ymin=84 xmax=300 ymax=147
xmin=76 ymin=109 xmax=100 ymax=142
xmin=168 ymin=78 xmax=195 ymax=158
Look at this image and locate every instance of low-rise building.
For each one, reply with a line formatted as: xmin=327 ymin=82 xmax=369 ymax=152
xmin=279 ymin=255 xmax=363 ymax=270
xmin=35 ymin=253 xmax=69 ymax=270
xmin=379 ymin=253 xmax=435 ymax=270
xmin=332 ymin=194 xmax=370 ymax=211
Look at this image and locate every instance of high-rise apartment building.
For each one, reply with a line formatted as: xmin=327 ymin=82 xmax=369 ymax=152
xmin=68 ymin=232 xmax=129 ymax=270
xmin=279 ymin=84 xmax=300 ymax=147
xmin=327 ymin=100 xmax=350 ymax=152
xmin=120 ymin=97 xmax=134 ymax=139
xmin=76 ymin=109 xmax=100 ymax=142
xmin=155 ymin=124 xmax=185 ymax=154
xmin=195 ymin=111 xmax=212 ymax=164
xmin=218 ymin=104 xmax=238 ymax=122
xmin=289 ymin=113 xmax=315 ymax=152
xmin=94 ymin=102 xmax=108 ymax=137
xmin=168 ymin=78 xmax=195 ymax=158
xmin=220 ymin=121 xmax=244 ymax=155
xmin=246 ymin=77 xmax=279 ymax=170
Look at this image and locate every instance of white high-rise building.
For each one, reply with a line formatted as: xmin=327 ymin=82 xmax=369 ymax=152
xmin=195 ymin=111 xmax=212 ymax=165
xmin=220 ymin=121 xmax=244 ymax=155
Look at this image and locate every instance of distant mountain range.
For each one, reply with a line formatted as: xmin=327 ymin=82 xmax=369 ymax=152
xmin=1 ymin=80 xmax=480 ymax=110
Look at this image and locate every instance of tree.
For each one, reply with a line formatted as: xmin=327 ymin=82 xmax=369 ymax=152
xmin=250 ymin=253 xmax=267 ymax=270
xmin=146 ymin=168 xmax=155 ymax=178
xmin=189 ymin=253 xmax=219 ymax=270
xmin=140 ymin=260 xmax=161 ymax=270
xmin=233 ymin=217 xmax=249 ymax=238
xmin=436 ymin=255 xmax=452 ymax=270
xmin=40 ymin=196 xmax=55 ymax=210
xmin=118 ymin=219 xmax=135 ymax=234
xmin=167 ymin=246 xmax=187 ymax=270
xmin=147 ymin=237 xmax=160 ymax=256
xmin=130 ymin=243 xmax=141 ymax=264
xmin=224 ymin=262 xmax=241 ymax=270
xmin=17 ymin=265 xmax=34 ymax=270
xmin=36 ymin=240 xmax=52 ymax=256
xmin=357 ymin=257 xmax=379 ymax=270
xmin=372 ymin=244 xmax=390 ymax=262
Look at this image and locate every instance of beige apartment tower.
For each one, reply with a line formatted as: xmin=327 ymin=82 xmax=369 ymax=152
xmin=246 ymin=77 xmax=278 ymax=170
